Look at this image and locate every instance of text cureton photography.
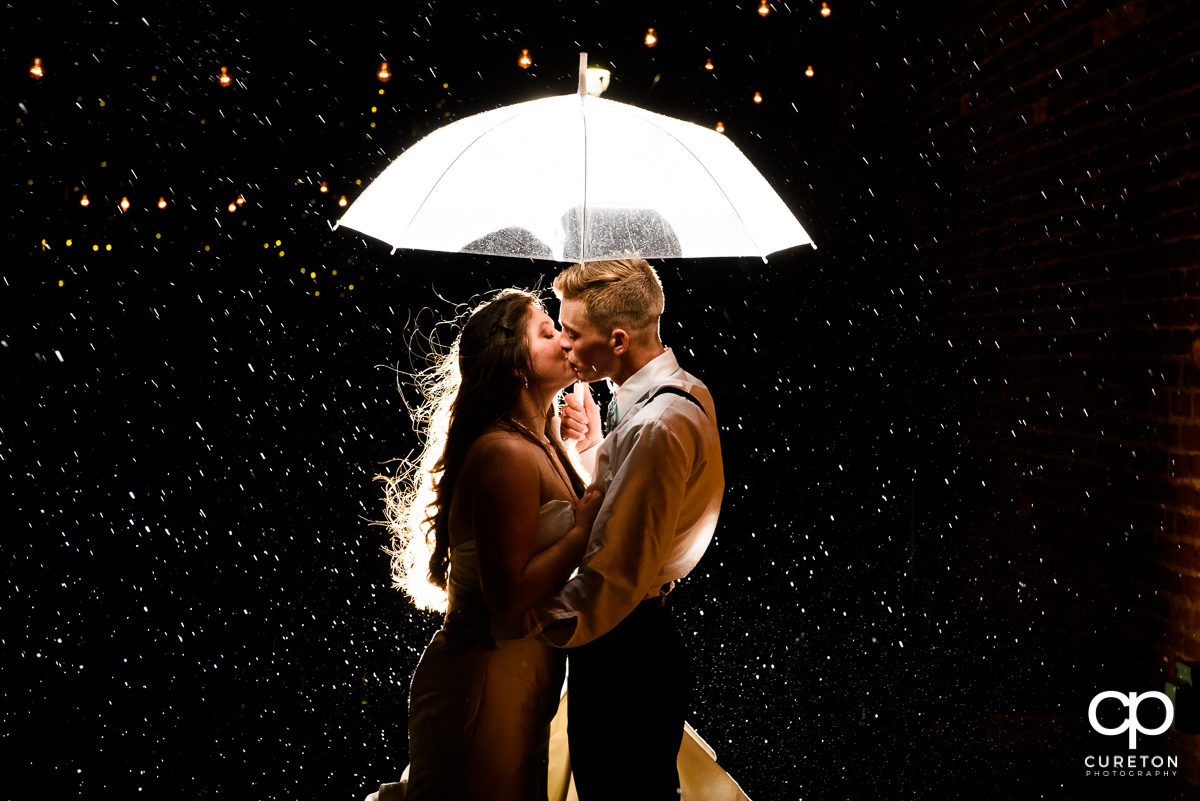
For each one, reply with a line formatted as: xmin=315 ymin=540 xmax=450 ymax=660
xmin=1084 ymin=754 xmax=1178 ymax=778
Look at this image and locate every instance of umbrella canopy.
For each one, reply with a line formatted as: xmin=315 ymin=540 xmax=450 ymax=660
xmin=337 ymin=54 xmax=812 ymax=263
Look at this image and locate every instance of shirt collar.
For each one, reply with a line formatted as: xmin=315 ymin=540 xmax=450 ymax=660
xmin=612 ymin=348 xmax=681 ymax=413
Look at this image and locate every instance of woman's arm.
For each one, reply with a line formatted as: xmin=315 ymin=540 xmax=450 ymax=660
xmin=467 ymin=436 xmax=602 ymax=623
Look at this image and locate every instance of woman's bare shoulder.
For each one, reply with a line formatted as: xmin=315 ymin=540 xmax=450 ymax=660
xmin=458 ymin=428 xmax=544 ymax=504
xmin=464 ymin=428 xmax=542 ymax=468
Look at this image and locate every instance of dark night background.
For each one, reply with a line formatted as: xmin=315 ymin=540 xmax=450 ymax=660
xmin=7 ymin=1 xmax=1196 ymax=799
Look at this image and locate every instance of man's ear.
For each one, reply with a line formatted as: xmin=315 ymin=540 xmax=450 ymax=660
xmin=610 ymin=328 xmax=630 ymax=355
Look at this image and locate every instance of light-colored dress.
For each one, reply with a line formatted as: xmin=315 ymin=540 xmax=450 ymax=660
xmin=403 ymin=501 xmax=575 ymax=801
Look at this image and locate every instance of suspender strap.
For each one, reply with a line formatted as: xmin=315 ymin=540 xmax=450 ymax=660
xmin=647 ymin=386 xmax=707 ymax=416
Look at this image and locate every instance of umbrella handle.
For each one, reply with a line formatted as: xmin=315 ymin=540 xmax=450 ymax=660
xmin=578 ymin=52 xmax=587 ymax=96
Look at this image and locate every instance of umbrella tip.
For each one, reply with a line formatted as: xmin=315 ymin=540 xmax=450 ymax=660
xmin=328 ymin=219 xmax=339 ymax=231
xmin=578 ymin=52 xmax=587 ymax=96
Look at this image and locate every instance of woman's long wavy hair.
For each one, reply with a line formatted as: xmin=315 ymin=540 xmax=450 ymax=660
xmin=381 ymin=289 xmax=586 ymax=612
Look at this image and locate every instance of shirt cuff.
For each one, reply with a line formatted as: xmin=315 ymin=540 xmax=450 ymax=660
xmin=576 ymin=444 xmax=598 ymax=482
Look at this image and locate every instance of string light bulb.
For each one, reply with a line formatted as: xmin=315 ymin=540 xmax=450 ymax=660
xmin=753 ymin=91 xmax=763 ymax=104
xmin=805 ymin=65 xmax=815 ymax=77
xmin=338 ymin=195 xmax=348 ymax=207
xmin=518 ymin=49 xmax=532 ymax=69
xmin=80 ymin=194 xmax=89 ymax=207
xmin=30 ymin=57 xmax=44 ymax=79
xmin=758 ymin=0 xmax=770 ymax=17
xmin=235 ymin=194 xmax=245 ymax=206
xmin=319 ymin=181 xmax=329 ymax=193
xmin=704 ymin=58 xmax=714 ymax=71
xmin=157 ymin=197 xmax=167 ymax=209
xmin=644 ymin=28 xmax=658 ymax=47
xmin=715 ymin=121 xmax=725 ymax=133
xmin=821 ymin=2 xmax=831 ymax=16
xmin=119 ymin=197 xmax=130 ymax=211
xmin=377 ymin=62 xmax=391 ymax=82
xmin=228 ymin=202 xmax=238 ymax=212
xmin=218 ymin=66 xmax=231 ymax=87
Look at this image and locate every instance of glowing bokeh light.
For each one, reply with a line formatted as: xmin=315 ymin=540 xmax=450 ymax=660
xmin=645 ymin=28 xmax=658 ymax=47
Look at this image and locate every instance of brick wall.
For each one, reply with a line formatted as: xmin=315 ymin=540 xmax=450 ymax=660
xmin=846 ymin=0 xmax=1200 ymax=785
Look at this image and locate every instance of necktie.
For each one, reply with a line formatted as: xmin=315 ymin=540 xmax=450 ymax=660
xmin=605 ymin=397 xmax=619 ymax=433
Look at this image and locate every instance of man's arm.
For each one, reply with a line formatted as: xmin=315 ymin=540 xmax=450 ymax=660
xmin=557 ymin=382 xmax=602 ymax=479
xmin=525 ymin=415 xmax=696 ymax=647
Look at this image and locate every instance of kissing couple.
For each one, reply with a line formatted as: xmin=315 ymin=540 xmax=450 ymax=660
xmin=369 ymin=258 xmax=739 ymax=800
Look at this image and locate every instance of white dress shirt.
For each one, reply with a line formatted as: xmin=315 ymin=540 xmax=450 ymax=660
xmin=520 ymin=348 xmax=724 ymax=648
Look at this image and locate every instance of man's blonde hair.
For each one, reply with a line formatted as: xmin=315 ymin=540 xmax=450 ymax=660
xmin=552 ymin=259 xmax=664 ymax=338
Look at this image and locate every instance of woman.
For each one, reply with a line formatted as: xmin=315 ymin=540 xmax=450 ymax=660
xmin=376 ymin=289 xmax=602 ymax=801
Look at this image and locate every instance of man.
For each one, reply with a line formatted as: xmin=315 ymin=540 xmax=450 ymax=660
xmin=525 ymin=258 xmax=724 ymax=799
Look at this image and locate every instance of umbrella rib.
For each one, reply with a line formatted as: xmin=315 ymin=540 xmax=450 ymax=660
xmin=612 ymin=105 xmax=768 ymax=260
xmin=393 ymin=105 xmax=546 ymax=249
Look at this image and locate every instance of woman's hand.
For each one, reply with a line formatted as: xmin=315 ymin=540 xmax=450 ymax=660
xmin=573 ymin=488 xmax=605 ymax=534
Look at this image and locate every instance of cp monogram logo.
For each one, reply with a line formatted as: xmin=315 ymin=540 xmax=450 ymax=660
xmin=1088 ymin=691 xmax=1174 ymax=748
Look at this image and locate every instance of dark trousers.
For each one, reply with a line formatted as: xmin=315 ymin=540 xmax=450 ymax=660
xmin=567 ymin=597 xmax=689 ymax=800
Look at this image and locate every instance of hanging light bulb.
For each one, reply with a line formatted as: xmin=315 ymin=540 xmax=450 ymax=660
xmin=338 ymin=195 xmax=348 ymax=207
xmin=518 ymin=49 xmax=532 ymax=69
xmin=80 ymin=194 xmax=89 ymax=207
xmin=319 ymin=181 xmax=329 ymax=193
xmin=644 ymin=28 xmax=658 ymax=47
xmin=753 ymin=91 xmax=763 ymax=104
xmin=805 ymin=65 xmax=815 ymax=77
xmin=119 ymin=197 xmax=130 ymax=211
xmin=30 ymin=57 xmax=44 ymax=79
xmin=821 ymin=2 xmax=831 ymax=16
xmin=218 ymin=66 xmax=231 ymax=87
xmin=228 ymin=202 xmax=238 ymax=212
xmin=715 ymin=121 xmax=725 ymax=133
xmin=704 ymin=57 xmax=714 ymax=71
xmin=377 ymin=62 xmax=391 ymax=82
xmin=157 ymin=197 xmax=167 ymax=209
xmin=758 ymin=0 xmax=770 ymax=17
xmin=235 ymin=194 xmax=245 ymax=206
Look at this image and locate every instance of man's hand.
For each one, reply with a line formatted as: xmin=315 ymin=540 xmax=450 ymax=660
xmin=560 ymin=382 xmax=603 ymax=453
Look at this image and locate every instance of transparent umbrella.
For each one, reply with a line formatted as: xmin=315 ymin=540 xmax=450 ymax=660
xmin=336 ymin=54 xmax=812 ymax=263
